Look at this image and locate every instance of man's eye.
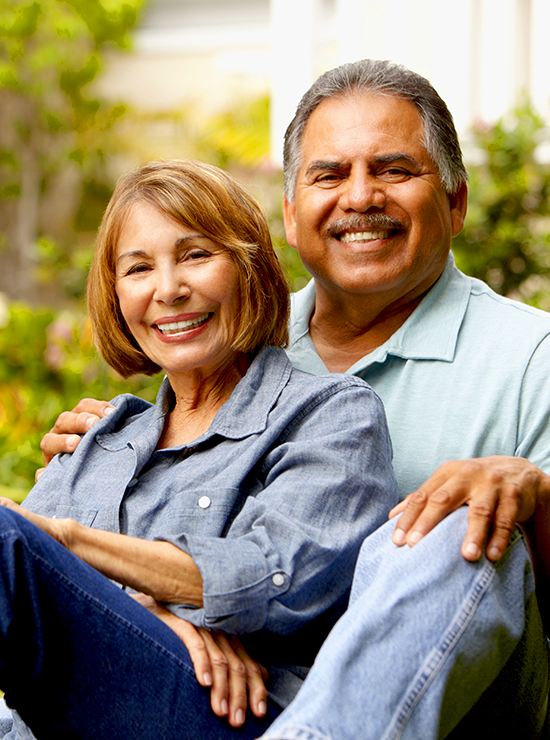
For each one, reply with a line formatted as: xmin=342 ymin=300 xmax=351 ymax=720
xmin=315 ymin=173 xmax=343 ymax=185
xmin=379 ymin=168 xmax=411 ymax=181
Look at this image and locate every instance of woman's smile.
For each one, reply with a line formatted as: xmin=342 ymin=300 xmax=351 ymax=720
xmin=153 ymin=312 xmax=212 ymax=338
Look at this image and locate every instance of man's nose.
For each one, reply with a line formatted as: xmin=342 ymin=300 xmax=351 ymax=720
xmin=339 ymin=173 xmax=386 ymax=212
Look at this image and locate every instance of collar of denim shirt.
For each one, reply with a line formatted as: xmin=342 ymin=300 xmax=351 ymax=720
xmin=95 ymin=345 xmax=293 ymax=453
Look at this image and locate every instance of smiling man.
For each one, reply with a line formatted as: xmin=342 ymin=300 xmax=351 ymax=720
xmin=260 ymin=60 xmax=550 ymax=739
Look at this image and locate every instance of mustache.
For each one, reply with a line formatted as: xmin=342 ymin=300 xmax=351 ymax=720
xmin=327 ymin=214 xmax=404 ymax=237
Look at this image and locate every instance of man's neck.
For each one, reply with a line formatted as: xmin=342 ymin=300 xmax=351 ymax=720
xmin=309 ymin=285 xmax=431 ymax=373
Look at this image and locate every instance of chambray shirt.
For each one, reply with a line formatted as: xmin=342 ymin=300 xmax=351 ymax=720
xmin=288 ymin=253 xmax=550 ymax=497
xmin=24 ymin=346 xmax=398 ymax=707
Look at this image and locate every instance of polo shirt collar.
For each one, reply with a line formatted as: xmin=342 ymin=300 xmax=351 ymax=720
xmin=289 ymin=252 xmax=471 ymax=373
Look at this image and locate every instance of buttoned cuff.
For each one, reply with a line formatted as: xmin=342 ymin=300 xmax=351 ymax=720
xmin=160 ymin=534 xmax=290 ymax=633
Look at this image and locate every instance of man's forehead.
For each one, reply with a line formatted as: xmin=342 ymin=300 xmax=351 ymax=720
xmin=299 ymin=92 xmax=427 ymax=164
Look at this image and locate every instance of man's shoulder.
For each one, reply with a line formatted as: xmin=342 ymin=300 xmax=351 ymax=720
xmin=462 ymin=272 xmax=550 ymax=335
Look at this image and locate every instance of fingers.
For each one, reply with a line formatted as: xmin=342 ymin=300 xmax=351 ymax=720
xmin=391 ymin=457 xmax=542 ymax=563
xmin=227 ymin=635 xmax=268 ymax=720
xmin=130 ymin=597 xmax=266 ymax=728
xmin=40 ymin=401 xmax=114 ymax=467
xmin=391 ymin=461 xmax=465 ymax=547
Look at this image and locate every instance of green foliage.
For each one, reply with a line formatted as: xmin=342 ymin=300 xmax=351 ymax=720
xmin=453 ymin=107 xmax=550 ymax=308
xmin=0 ymin=298 xmax=160 ymax=494
xmin=0 ymin=0 xmax=146 ymax=303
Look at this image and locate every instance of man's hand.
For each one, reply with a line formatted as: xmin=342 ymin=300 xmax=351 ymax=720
xmin=131 ymin=594 xmax=268 ymax=728
xmin=389 ymin=456 xmax=550 ymax=562
xmin=38 ymin=398 xmax=114 ymax=478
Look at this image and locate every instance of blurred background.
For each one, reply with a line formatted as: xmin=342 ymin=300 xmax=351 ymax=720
xmin=1 ymin=0 xmax=550 ymax=497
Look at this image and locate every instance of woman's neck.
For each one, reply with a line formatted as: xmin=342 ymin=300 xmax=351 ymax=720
xmin=157 ymin=353 xmax=251 ymax=449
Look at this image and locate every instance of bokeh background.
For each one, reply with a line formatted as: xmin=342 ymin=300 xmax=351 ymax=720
xmin=1 ymin=0 xmax=550 ymax=498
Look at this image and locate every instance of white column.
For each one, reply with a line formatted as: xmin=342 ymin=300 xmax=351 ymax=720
xmin=269 ymin=0 xmax=320 ymax=166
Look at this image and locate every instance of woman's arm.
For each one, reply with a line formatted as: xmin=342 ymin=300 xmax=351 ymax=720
xmin=0 ymin=498 xmax=203 ymax=606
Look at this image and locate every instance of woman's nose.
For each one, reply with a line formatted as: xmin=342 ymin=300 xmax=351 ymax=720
xmin=153 ymin=269 xmax=190 ymax=305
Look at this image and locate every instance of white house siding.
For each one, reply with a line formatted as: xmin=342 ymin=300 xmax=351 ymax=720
xmin=96 ymin=0 xmax=550 ymax=165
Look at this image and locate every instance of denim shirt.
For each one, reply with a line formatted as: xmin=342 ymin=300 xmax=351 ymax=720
xmin=24 ymin=346 xmax=398 ymax=707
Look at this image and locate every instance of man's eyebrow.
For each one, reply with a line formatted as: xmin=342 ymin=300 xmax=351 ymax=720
xmin=373 ymin=153 xmax=420 ymax=167
xmin=304 ymin=160 xmax=346 ymax=178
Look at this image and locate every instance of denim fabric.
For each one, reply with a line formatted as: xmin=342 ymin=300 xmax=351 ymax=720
xmin=262 ymin=508 xmax=549 ymax=740
xmin=18 ymin=346 xmax=398 ymax=717
xmin=0 ymin=507 xmax=283 ymax=739
xmin=287 ymin=253 xmax=550 ymax=497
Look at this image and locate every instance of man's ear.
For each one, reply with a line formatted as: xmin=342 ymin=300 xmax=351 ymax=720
xmin=282 ymin=194 xmax=298 ymax=249
xmin=449 ymin=182 xmax=468 ymax=237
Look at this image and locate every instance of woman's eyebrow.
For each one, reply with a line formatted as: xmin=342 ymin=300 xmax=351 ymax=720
xmin=116 ymin=249 xmax=147 ymax=264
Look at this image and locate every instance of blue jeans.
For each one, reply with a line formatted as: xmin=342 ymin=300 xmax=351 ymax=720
xmin=262 ymin=508 xmax=549 ymax=740
xmin=0 ymin=507 xmax=282 ymax=739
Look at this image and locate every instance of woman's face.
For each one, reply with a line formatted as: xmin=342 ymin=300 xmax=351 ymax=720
xmin=115 ymin=200 xmax=241 ymax=382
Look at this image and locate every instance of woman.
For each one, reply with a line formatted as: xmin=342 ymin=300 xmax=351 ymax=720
xmin=0 ymin=160 xmax=398 ymax=739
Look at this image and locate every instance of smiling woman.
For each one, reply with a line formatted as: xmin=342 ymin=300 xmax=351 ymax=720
xmin=0 ymin=159 xmax=398 ymax=739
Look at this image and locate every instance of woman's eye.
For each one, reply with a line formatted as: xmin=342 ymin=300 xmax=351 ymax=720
xmin=185 ymin=250 xmax=210 ymax=260
xmin=126 ymin=263 xmax=150 ymax=275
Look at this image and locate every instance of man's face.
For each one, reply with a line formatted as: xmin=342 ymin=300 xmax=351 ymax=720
xmin=283 ymin=93 xmax=467 ymax=309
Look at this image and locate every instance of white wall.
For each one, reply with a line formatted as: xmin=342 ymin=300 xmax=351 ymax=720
xmin=97 ymin=0 xmax=550 ymax=165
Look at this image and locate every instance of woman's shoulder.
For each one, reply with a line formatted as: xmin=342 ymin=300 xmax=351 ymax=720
xmin=259 ymin=346 xmax=382 ymax=410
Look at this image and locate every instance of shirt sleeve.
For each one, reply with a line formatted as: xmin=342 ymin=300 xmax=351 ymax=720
xmin=516 ymin=332 xmax=550 ymax=474
xmin=163 ymin=381 xmax=400 ymax=634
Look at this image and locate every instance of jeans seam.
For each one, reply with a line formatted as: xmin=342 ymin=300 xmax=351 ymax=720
xmin=385 ymin=559 xmax=496 ymax=740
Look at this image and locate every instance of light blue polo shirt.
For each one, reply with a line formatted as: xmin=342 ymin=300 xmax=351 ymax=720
xmin=287 ymin=253 xmax=550 ymax=498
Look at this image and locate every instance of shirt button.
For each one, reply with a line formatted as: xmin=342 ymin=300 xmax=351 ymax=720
xmin=198 ymin=496 xmax=211 ymax=509
xmin=272 ymin=573 xmax=285 ymax=587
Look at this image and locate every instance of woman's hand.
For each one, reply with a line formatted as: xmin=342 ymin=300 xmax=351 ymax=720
xmin=38 ymin=398 xmax=114 ymax=477
xmin=131 ymin=593 xmax=268 ymax=728
xmin=389 ymin=456 xmax=550 ymax=562
xmin=0 ymin=497 xmax=72 ymax=546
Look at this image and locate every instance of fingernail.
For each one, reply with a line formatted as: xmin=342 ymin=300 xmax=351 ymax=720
xmin=409 ymin=531 xmax=423 ymax=545
xmin=465 ymin=542 xmax=480 ymax=558
xmin=487 ymin=547 xmax=500 ymax=561
xmin=67 ymin=435 xmax=80 ymax=450
xmin=235 ymin=709 xmax=244 ymax=725
xmin=36 ymin=469 xmax=44 ymax=481
xmin=258 ymin=701 xmax=266 ymax=716
xmin=104 ymin=406 xmax=114 ymax=415
xmin=203 ymin=672 xmax=212 ymax=686
xmin=221 ymin=699 xmax=228 ymax=716
xmin=393 ymin=528 xmax=405 ymax=546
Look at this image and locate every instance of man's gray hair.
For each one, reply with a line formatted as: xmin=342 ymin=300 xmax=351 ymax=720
xmin=283 ymin=59 xmax=468 ymax=200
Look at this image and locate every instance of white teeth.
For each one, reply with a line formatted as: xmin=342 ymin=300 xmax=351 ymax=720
xmin=156 ymin=313 xmax=210 ymax=335
xmin=340 ymin=231 xmax=389 ymax=243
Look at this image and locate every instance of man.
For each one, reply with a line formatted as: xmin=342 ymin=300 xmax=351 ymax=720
xmin=41 ymin=60 xmax=550 ymax=737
